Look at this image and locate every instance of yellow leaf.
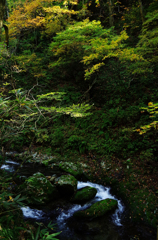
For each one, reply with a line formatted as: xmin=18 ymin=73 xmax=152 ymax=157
xmin=8 ymin=196 xmax=14 ymax=202
xmin=136 ymin=129 xmax=140 ymax=132
xmin=148 ymin=102 xmax=153 ymax=106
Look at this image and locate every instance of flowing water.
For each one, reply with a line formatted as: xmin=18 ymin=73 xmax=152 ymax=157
xmin=1 ymin=160 xmax=20 ymax=172
xmin=20 ymin=181 xmax=124 ymax=240
xmin=0 ymin=158 xmax=156 ymax=240
xmin=54 ymin=181 xmax=125 ymax=239
xmin=56 ymin=181 xmax=124 ymax=226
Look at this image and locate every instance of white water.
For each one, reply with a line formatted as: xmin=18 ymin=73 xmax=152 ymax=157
xmin=1 ymin=164 xmax=15 ymax=171
xmin=5 ymin=160 xmax=20 ymax=165
xmin=57 ymin=181 xmax=124 ymax=227
xmin=21 ymin=206 xmax=49 ymax=220
xmin=1 ymin=160 xmax=20 ymax=172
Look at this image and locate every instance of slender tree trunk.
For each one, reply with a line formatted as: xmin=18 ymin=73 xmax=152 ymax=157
xmin=138 ymin=0 xmax=144 ymax=23
xmin=108 ymin=0 xmax=114 ymax=27
xmin=0 ymin=0 xmax=9 ymax=48
xmin=0 ymin=0 xmax=6 ymax=41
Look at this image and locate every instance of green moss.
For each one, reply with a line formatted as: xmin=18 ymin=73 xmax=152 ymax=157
xmin=74 ymin=199 xmax=118 ymax=219
xmin=57 ymin=175 xmax=77 ymax=187
xmin=59 ymin=162 xmax=83 ymax=178
xmin=25 ymin=172 xmax=59 ymax=204
xmin=71 ymin=186 xmax=97 ymax=203
xmin=57 ymin=174 xmax=78 ymax=197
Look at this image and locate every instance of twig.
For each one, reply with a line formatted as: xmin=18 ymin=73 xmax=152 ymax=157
xmin=79 ymin=79 xmax=96 ymax=104
xmin=30 ymin=93 xmax=45 ymax=120
xmin=27 ymin=80 xmax=42 ymax=97
xmin=128 ymin=78 xmax=134 ymax=88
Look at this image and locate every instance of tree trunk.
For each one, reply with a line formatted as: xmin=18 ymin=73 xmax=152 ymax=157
xmin=0 ymin=0 xmax=9 ymax=48
xmin=108 ymin=0 xmax=114 ymax=27
xmin=138 ymin=0 xmax=144 ymax=23
xmin=0 ymin=0 xmax=6 ymax=41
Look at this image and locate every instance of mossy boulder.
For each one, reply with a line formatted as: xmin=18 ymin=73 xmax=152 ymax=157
xmin=56 ymin=174 xmax=77 ymax=198
xmin=73 ymin=198 xmax=118 ymax=219
xmin=25 ymin=172 xmax=59 ymax=205
xmin=59 ymin=162 xmax=83 ymax=179
xmin=58 ymin=161 xmax=92 ymax=180
xmin=71 ymin=186 xmax=97 ymax=203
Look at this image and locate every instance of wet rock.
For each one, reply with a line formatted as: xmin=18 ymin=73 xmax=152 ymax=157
xmin=11 ymin=151 xmax=58 ymax=165
xmin=50 ymin=176 xmax=56 ymax=183
xmin=58 ymin=161 xmax=92 ymax=180
xmin=59 ymin=162 xmax=83 ymax=179
xmin=73 ymin=198 xmax=118 ymax=219
xmin=42 ymin=157 xmax=58 ymax=166
xmin=24 ymin=172 xmax=59 ymax=205
xmin=56 ymin=174 xmax=77 ymax=198
xmin=71 ymin=186 xmax=97 ymax=203
xmin=46 ymin=174 xmax=56 ymax=183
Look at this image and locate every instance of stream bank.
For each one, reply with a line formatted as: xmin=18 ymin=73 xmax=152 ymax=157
xmin=0 ymin=151 xmax=157 ymax=240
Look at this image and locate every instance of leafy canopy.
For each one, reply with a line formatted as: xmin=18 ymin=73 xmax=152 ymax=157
xmin=49 ymin=18 xmax=144 ymax=80
xmin=8 ymin=0 xmax=87 ymax=38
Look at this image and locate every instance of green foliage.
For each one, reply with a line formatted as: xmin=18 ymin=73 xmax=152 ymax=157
xmin=50 ymin=127 xmax=64 ymax=147
xmin=29 ymin=222 xmax=61 ymax=240
xmin=40 ymin=103 xmax=91 ymax=117
xmin=136 ymin=9 xmax=158 ymax=73
xmin=120 ymin=3 xmax=142 ymax=36
xmin=61 ymin=86 xmax=82 ymax=105
xmin=0 ymin=87 xmax=91 ymax=148
xmin=49 ymin=18 xmax=144 ymax=81
xmin=135 ymin=102 xmax=158 ymax=134
xmin=67 ymin=135 xmax=88 ymax=153
xmin=35 ymin=128 xmax=49 ymax=143
xmin=0 ymin=172 xmax=27 ymax=239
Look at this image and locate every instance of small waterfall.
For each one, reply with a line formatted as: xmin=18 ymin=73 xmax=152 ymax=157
xmin=20 ymin=181 xmax=124 ymax=228
xmin=57 ymin=181 xmax=124 ymax=227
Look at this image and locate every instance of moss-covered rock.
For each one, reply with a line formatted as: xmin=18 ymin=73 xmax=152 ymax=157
xmin=56 ymin=174 xmax=77 ymax=198
xmin=59 ymin=162 xmax=83 ymax=179
xmin=71 ymin=186 xmax=97 ymax=203
xmin=58 ymin=161 xmax=92 ymax=180
xmin=73 ymin=198 xmax=117 ymax=219
xmin=25 ymin=172 xmax=59 ymax=205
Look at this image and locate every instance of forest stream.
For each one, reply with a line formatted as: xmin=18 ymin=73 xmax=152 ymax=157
xmin=1 ymin=157 xmax=156 ymax=240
